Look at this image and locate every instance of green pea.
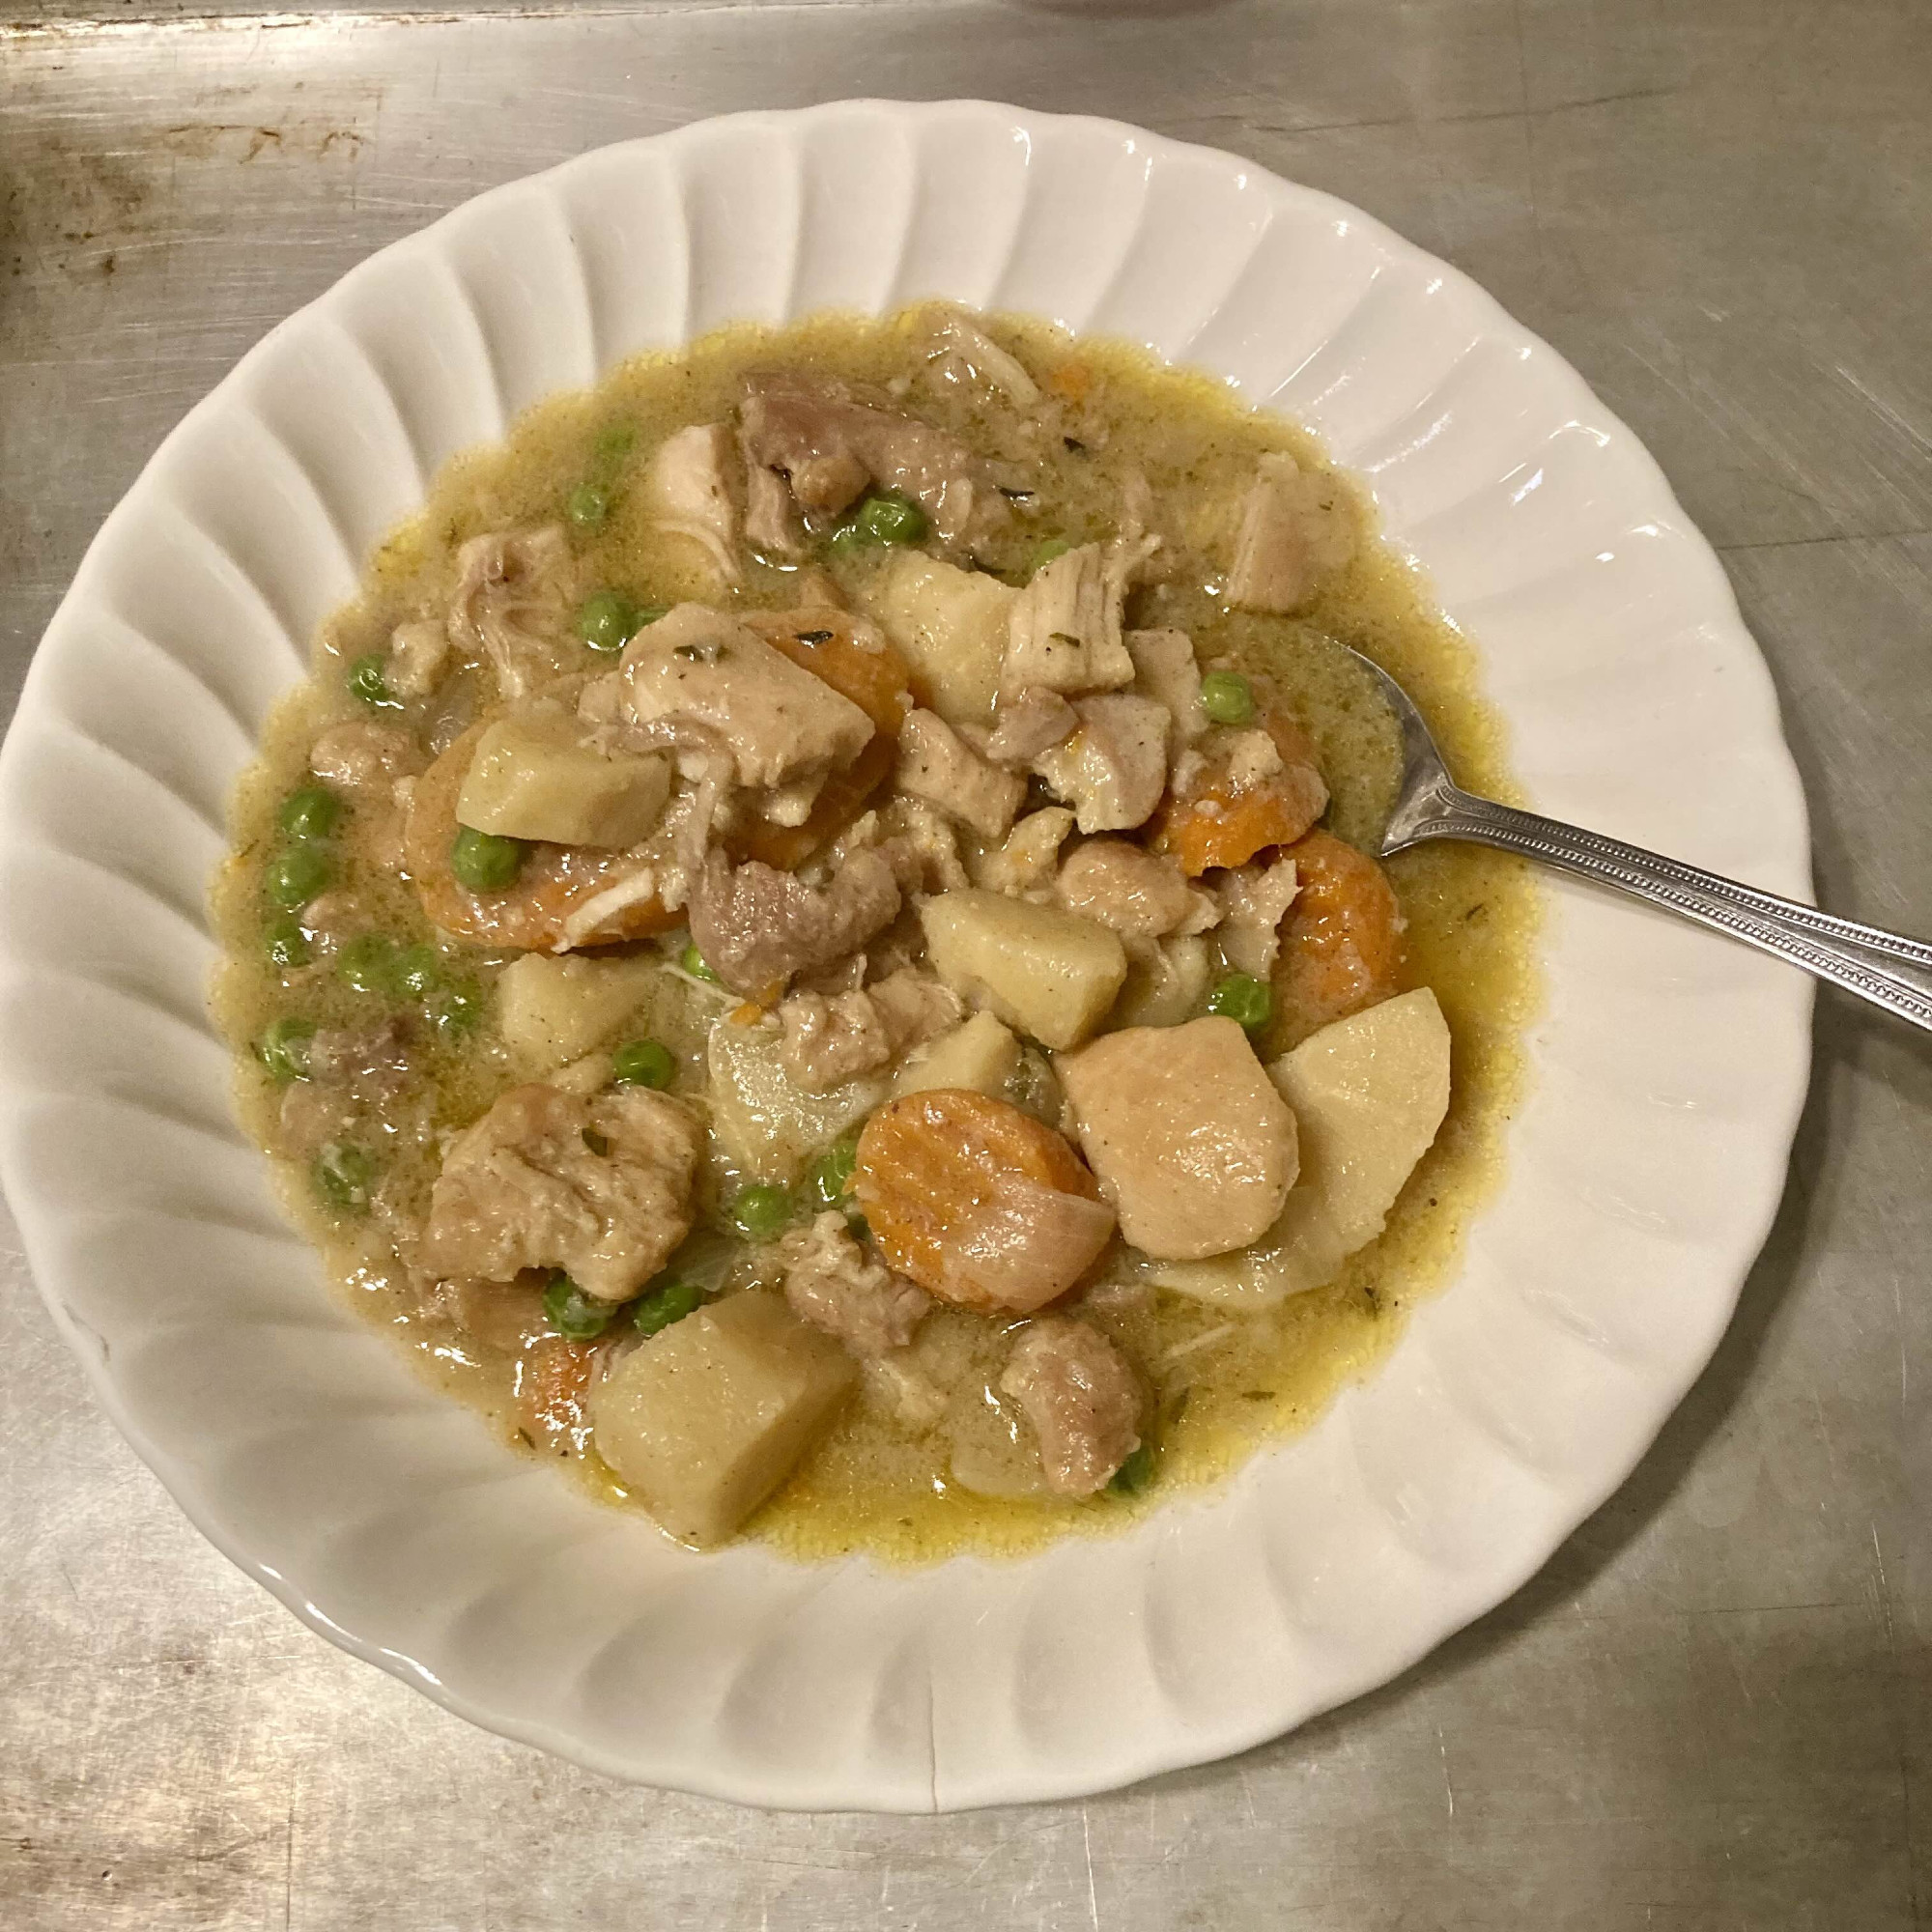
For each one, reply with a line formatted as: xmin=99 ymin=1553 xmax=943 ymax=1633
xmin=541 ymin=1272 xmax=613 ymax=1341
xmin=730 ymin=1182 xmax=793 ymax=1243
xmin=337 ymin=932 xmax=400 ymax=996
xmin=1199 ymin=669 xmax=1257 ymax=727
xmin=680 ymin=943 xmax=719 ymax=983
xmin=611 ymin=1038 xmax=675 ymax=1090
xmin=825 ymin=521 xmax=873 ymax=557
xmin=574 ymin=590 xmax=642 ymax=654
xmin=264 ymin=916 xmax=310 ymax=971
xmin=451 ymin=825 xmax=527 ymax=894
xmin=277 ymin=785 xmax=342 ymax=841
xmin=632 ymin=604 xmax=669 ymax=630
xmin=1109 ymin=1441 xmax=1156 ymax=1496
xmin=857 ymin=492 xmax=928 ymax=545
xmin=633 ymin=1277 xmax=703 ymax=1338
xmin=805 ymin=1136 xmax=860 ymax=1212
xmin=264 ymin=842 xmax=331 ymax=911
xmin=390 ymin=943 xmax=442 ymax=1001
xmin=430 ymin=975 xmax=485 ymax=1042
xmin=566 ymin=481 xmax=611 ymax=531
xmin=1030 ymin=536 xmax=1073 ymax=573
xmin=1207 ymin=971 xmax=1273 ymax=1032
xmin=312 ymin=1141 xmax=375 ymax=1212
xmin=347 ymin=653 xmax=398 ymax=709
xmin=258 ymin=1015 xmax=316 ymax=1084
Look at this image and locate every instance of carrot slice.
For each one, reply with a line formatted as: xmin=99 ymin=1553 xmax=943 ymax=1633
xmin=1273 ymin=828 xmax=1406 ymax=1043
xmin=1152 ymin=706 xmax=1329 ymax=876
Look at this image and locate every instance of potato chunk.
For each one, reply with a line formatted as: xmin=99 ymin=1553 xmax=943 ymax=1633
xmin=497 ymin=952 xmax=666 ymax=1072
xmin=918 ymin=888 xmax=1126 ymax=1051
xmin=456 ymin=708 xmax=671 ymax=847
xmin=859 ymin=551 xmax=1015 ymax=725
xmin=1147 ymin=988 xmax=1450 ymax=1305
xmin=1057 ymin=1017 xmax=1297 ymax=1261
xmin=707 ymin=1014 xmax=889 ymax=1182
xmin=892 ymin=1010 xmax=1021 ymax=1100
xmin=591 ymin=1293 xmax=856 ymax=1546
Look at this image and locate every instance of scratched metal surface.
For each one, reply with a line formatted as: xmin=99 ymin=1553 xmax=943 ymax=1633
xmin=3 ymin=2 xmax=1930 ymax=1924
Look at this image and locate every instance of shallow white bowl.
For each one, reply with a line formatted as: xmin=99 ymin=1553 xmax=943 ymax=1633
xmin=0 ymin=99 xmax=1810 ymax=1811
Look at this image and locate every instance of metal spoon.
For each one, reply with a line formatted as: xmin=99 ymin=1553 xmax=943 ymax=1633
xmin=1341 ymin=643 xmax=1932 ymax=1035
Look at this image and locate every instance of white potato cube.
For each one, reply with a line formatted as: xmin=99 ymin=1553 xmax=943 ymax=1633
xmin=859 ymin=551 xmax=1014 ymax=725
xmin=707 ymin=1016 xmax=888 ymax=1183
xmin=918 ymin=888 xmax=1127 ymax=1051
xmin=891 ymin=1010 xmax=1021 ymax=1100
xmin=457 ymin=709 xmax=670 ymax=847
xmin=1146 ymin=988 xmax=1451 ymax=1306
xmin=591 ymin=1293 xmax=856 ymax=1546
xmin=497 ymin=952 xmax=667 ymax=1072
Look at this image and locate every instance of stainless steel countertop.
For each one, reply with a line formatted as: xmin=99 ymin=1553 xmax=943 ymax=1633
xmin=3 ymin=3 xmax=1929 ymax=1924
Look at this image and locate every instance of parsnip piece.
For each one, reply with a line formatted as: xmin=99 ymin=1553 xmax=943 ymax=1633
xmin=858 ymin=551 xmax=1015 ymax=725
xmin=497 ymin=952 xmax=667 ymax=1072
xmin=891 ymin=1010 xmax=1021 ymax=1100
xmin=457 ymin=709 xmax=670 ymax=847
xmin=918 ymin=888 xmax=1127 ymax=1051
xmin=707 ymin=1015 xmax=889 ymax=1182
xmin=591 ymin=1293 xmax=856 ymax=1546
xmin=1147 ymin=988 xmax=1450 ymax=1305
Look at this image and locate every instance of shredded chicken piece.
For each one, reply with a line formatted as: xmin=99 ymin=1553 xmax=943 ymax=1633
xmin=308 ymin=721 xmax=424 ymax=799
xmin=644 ymin=422 xmax=740 ymax=583
xmin=863 ymin=1350 xmax=949 ymax=1428
xmin=419 ymin=1083 xmax=700 ymax=1301
xmin=739 ymin=373 xmax=1009 ymax=548
xmin=1054 ymin=839 xmax=1208 ymax=941
xmin=876 ymin=796 xmax=968 ymax=893
xmin=739 ymin=415 xmax=806 ymax=559
xmin=1226 ymin=453 xmax=1354 ymax=614
xmin=688 ymin=847 xmax=904 ymax=996
xmin=446 ymin=526 xmax=578 ymax=698
xmin=276 ymin=1017 xmax=415 ymax=1156
xmin=1001 ymin=541 xmax=1138 ymax=697
xmin=895 ymin=708 xmax=1026 ymax=839
xmin=975 ymin=807 xmax=1077 ymax=897
xmin=611 ymin=604 xmax=873 ymax=819
xmin=1124 ymin=628 xmax=1204 ymax=746
xmin=922 ymin=302 xmax=1041 ymax=408
xmin=1222 ymin=726 xmax=1285 ymax=793
xmin=999 ymin=1317 xmax=1142 ymax=1496
xmin=386 ymin=619 xmax=449 ymax=700
xmin=1215 ymin=857 xmax=1301 ymax=977
xmin=1032 ymin=693 xmax=1170 ymax=833
xmin=778 ymin=968 xmax=962 ymax=1093
xmin=781 ymin=1210 xmax=931 ymax=1354
xmin=984 ymin=686 xmax=1078 ymax=768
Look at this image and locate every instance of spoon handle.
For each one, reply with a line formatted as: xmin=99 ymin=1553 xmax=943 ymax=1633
xmin=1399 ymin=788 xmax=1932 ymax=1034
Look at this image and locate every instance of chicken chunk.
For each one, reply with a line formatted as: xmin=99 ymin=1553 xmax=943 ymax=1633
xmin=1033 ymin=693 xmax=1169 ymax=834
xmin=1056 ymin=1016 xmax=1298 ymax=1262
xmin=778 ymin=967 xmax=962 ymax=1093
xmin=420 ymin=1082 xmax=701 ymax=1300
xmin=276 ymin=1016 xmax=415 ymax=1156
xmin=1125 ymin=628 xmax=1204 ymax=746
xmin=309 ymin=721 xmax=424 ymax=799
xmin=874 ymin=795 xmax=968 ymax=893
xmin=614 ymin=604 xmax=873 ymax=818
xmin=999 ymin=1317 xmax=1142 ymax=1496
xmin=386 ymin=619 xmax=450 ymax=700
xmin=895 ymin=708 xmax=1026 ymax=839
xmin=780 ymin=1210 xmax=930 ymax=1355
xmin=447 ymin=526 xmax=579 ymax=697
xmin=644 ymin=422 xmax=740 ymax=583
xmin=1001 ymin=541 xmax=1139 ymax=697
xmin=974 ymin=807 xmax=1076 ymax=898
xmin=742 ymin=446 xmax=805 ymax=560
xmin=1215 ymin=857 xmax=1301 ymax=978
xmin=1226 ymin=453 xmax=1354 ymax=614
xmin=1053 ymin=839 xmax=1208 ymax=941
xmin=921 ymin=302 xmax=1041 ymax=408
xmin=688 ymin=847 xmax=903 ymax=996
xmin=739 ymin=373 xmax=1009 ymax=548
xmin=984 ymin=686 xmax=1078 ymax=768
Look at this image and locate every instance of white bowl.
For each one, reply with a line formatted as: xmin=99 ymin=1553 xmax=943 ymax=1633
xmin=0 ymin=99 xmax=1810 ymax=1811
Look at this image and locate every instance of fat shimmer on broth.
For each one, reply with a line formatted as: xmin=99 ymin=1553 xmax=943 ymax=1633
xmin=211 ymin=308 xmax=1540 ymax=1565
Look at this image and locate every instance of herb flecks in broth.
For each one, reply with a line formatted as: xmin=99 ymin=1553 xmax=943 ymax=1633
xmin=210 ymin=305 xmax=1539 ymax=1565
